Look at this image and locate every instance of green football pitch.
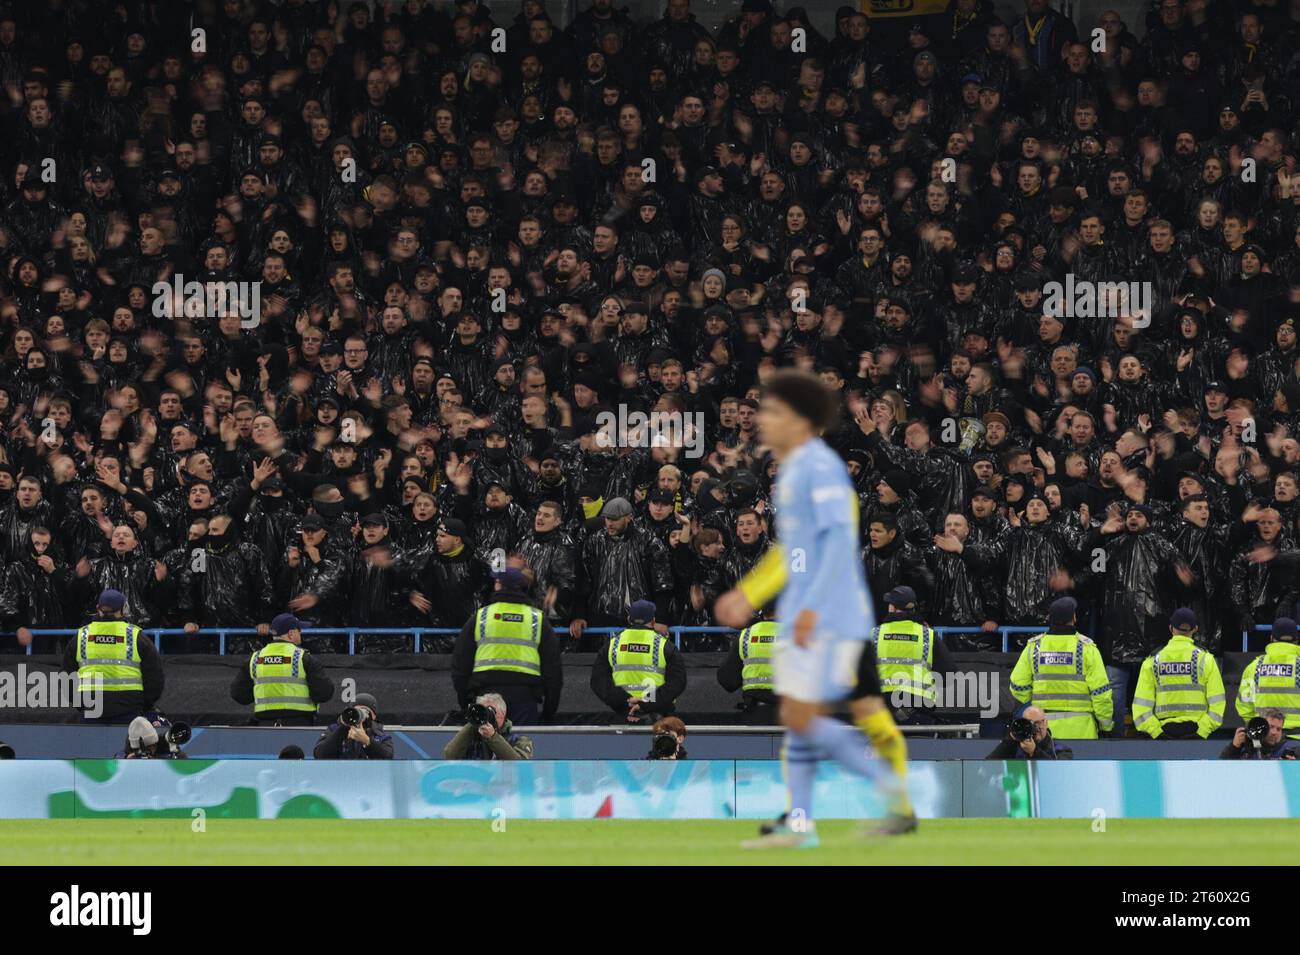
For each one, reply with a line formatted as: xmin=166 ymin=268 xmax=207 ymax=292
xmin=0 ymin=818 xmax=1295 ymax=865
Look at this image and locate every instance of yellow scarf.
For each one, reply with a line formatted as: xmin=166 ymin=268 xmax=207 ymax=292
xmin=1024 ymin=13 xmax=1047 ymax=47
xmin=582 ymin=496 xmax=605 ymax=519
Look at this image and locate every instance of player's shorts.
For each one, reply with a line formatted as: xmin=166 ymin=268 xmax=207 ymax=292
xmin=773 ymin=634 xmax=864 ymax=703
xmin=850 ymin=639 xmax=883 ymax=700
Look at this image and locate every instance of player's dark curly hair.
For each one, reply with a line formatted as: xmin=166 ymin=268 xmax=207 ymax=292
xmin=762 ymin=369 xmax=839 ymax=434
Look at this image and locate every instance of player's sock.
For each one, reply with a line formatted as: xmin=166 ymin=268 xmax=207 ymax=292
xmin=857 ymin=708 xmax=913 ymax=817
xmin=806 ymin=715 xmax=894 ymax=788
xmin=783 ymin=731 xmax=818 ymax=829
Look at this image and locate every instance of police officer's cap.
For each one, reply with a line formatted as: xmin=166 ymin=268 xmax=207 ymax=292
xmin=1047 ymin=597 xmax=1077 ymax=629
xmin=98 ymin=589 xmax=127 ymax=612
xmin=884 ymin=586 xmax=917 ymax=608
xmin=1273 ymin=617 xmax=1298 ymax=641
xmin=492 ymin=567 xmax=528 ymax=592
xmin=628 ymin=600 xmax=656 ymax=625
xmin=1169 ymin=607 xmax=1197 ymax=631
xmin=271 ymin=613 xmax=301 ymax=636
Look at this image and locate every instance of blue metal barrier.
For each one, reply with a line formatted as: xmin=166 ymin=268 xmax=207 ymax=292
xmin=1246 ymin=625 xmax=1274 ymax=652
xmin=930 ymin=626 xmax=1044 ymax=653
xmin=8 ymin=623 xmax=1057 ymax=655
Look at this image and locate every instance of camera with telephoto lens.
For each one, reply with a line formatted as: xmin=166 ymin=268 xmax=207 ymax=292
xmin=166 ymin=722 xmax=191 ymax=747
xmin=1247 ymin=717 xmax=1270 ymax=741
xmin=465 ymin=702 xmax=496 ymax=728
xmin=1010 ymin=717 xmax=1036 ymax=742
xmin=130 ymin=714 xmax=189 ymax=758
xmin=340 ymin=706 xmax=372 ymax=728
xmin=650 ymin=733 xmax=679 ymax=759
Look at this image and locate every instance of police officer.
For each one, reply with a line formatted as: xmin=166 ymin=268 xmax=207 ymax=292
xmin=1009 ymin=597 xmax=1114 ymax=739
xmin=716 ymin=610 xmax=778 ymax=722
xmin=62 ymin=589 xmax=164 ymax=724
xmin=591 ymin=600 xmax=686 ymax=723
xmin=1132 ymin=608 xmax=1226 ymax=740
xmin=229 ymin=613 xmax=334 ymax=725
xmin=873 ymin=586 xmax=958 ymax=722
xmin=1237 ymin=615 xmax=1300 ymax=739
xmin=452 ymin=568 xmax=562 ymax=725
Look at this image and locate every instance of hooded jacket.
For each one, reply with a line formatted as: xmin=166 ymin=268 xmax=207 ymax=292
xmin=1168 ymin=517 xmax=1231 ymax=651
xmin=517 ymin=526 xmax=578 ymax=621
xmin=72 ymin=548 xmax=171 ymax=627
xmin=0 ymin=548 xmax=71 ymax=633
xmin=346 ymin=536 xmax=419 ymax=641
xmin=163 ymin=531 xmax=275 ymax=651
xmin=1094 ymin=527 xmax=1188 ymax=663
xmin=411 ymin=543 xmax=486 ymax=639
xmin=574 ymin=521 xmax=675 ymax=622
xmin=973 ymin=520 xmax=1077 ymax=625
xmin=927 ymin=541 xmax=996 ymax=634
xmin=275 ymin=540 xmax=347 ymax=645
xmin=1231 ymin=539 xmax=1300 ymax=633
xmin=0 ymin=497 xmax=55 ymax=565
xmin=863 ymin=534 xmax=935 ymax=616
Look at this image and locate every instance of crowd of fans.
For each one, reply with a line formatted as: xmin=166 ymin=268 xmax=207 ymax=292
xmin=0 ymin=0 xmax=1299 ymax=676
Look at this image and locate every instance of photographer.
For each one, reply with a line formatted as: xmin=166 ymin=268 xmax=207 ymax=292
xmin=1221 ymin=711 xmax=1300 ymax=759
xmin=119 ymin=713 xmax=190 ymax=759
xmin=985 ymin=706 xmax=1065 ymax=760
xmin=313 ymin=693 xmax=394 ymax=759
xmin=443 ymin=693 xmax=534 ymax=760
xmin=647 ymin=716 xmax=689 ymax=760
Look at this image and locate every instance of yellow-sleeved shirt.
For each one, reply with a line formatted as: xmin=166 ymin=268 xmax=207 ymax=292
xmin=737 ymin=545 xmax=787 ymax=609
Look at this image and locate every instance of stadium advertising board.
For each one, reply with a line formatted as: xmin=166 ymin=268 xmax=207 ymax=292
xmin=4 ymin=760 xmax=1300 ymax=820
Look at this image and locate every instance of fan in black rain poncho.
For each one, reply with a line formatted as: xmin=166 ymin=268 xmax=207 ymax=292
xmin=570 ymin=496 xmax=674 ymax=651
xmin=1087 ymin=502 xmax=1196 ymax=665
xmin=972 ymin=493 xmax=1081 ymax=628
